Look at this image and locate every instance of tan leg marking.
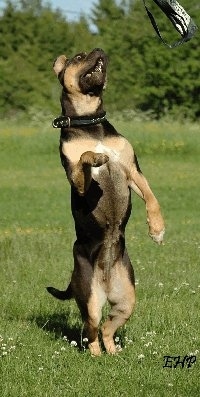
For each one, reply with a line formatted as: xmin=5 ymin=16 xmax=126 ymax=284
xmin=128 ymin=166 xmax=165 ymax=243
xmin=84 ymin=322 xmax=102 ymax=357
xmin=101 ymin=263 xmax=135 ymax=354
xmin=108 ymin=137 xmax=165 ymax=244
xmin=85 ymin=277 xmax=107 ymax=356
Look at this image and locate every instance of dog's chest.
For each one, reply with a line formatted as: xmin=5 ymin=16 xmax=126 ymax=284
xmin=92 ymin=141 xmax=120 ymax=177
xmin=62 ymin=137 xmax=126 ymax=166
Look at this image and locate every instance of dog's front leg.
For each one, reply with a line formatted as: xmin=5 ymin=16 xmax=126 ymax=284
xmin=129 ymin=165 xmax=165 ymax=244
xmin=70 ymin=151 xmax=109 ymax=195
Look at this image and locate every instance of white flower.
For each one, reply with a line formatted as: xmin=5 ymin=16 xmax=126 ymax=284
xmin=115 ymin=336 xmax=120 ymax=343
xmin=189 ymin=350 xmax=199 ymax=356
xmin=146 ymin=331 xmax=156 ymax=336
xmin=144 ymin=341 xmax=152 ymax=347
xmin=158 ymin=282 xmax=164 ymax=287
xmin=138 ymin=354 xmax=145 ymax=359
xmin=70 ymin=340 xmax=77 ymax=347
xmin=82 ymin=338 xmax=88 ymax=343
xmin=116 ymin=344 xmax=122 ymax=352
xmin=9 ymin=346 xmax=16 ymax=351
xmin=60 ymin=346 xmax=66 ymax=351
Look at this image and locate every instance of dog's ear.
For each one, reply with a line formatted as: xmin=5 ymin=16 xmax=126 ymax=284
xmin=53 ymin=55 xmax=67 ymax=76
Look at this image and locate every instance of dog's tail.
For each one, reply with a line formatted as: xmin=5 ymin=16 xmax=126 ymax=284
xmin=46 ymin=283 xmax=73 ymax=300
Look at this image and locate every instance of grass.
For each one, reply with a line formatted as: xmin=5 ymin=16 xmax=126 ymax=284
xmin=0 ymin=118 xmax=200 ymax=396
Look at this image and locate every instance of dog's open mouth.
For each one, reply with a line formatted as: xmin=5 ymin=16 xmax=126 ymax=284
xmin=85 ymin=58 xmax=104 ymax=78
xmin=79 ymin=50 xmax=107 ymax=94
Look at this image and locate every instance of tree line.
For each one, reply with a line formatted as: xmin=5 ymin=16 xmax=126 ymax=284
xmin=0 ymin=0 xmax=199 ymax=119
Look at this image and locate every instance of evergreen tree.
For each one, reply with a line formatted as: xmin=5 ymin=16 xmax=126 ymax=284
xmin=0 ymin=0 xmax=94 ymax=116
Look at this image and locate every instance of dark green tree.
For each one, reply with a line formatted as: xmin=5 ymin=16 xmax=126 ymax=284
xmin=0 ymin=0 xmax=94 ymax=116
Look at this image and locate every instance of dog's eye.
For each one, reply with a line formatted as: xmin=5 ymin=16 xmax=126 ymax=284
xmin=76 ymin=55 xmax=82 ymax=61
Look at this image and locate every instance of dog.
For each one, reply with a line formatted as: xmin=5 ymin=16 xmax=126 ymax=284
xmin=47 ymin=48 xmax=165 ymax=356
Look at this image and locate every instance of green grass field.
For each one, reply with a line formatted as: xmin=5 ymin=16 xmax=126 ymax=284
xmin=0 ymin=118 xmax=199 ymax=396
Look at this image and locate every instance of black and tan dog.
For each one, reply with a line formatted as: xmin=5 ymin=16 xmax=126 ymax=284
xmin=47 ymin=48 xmax=165 ymax=356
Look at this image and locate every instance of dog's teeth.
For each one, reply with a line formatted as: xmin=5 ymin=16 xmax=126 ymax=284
xmin=95 ymin=66 xmax=102 ymax=72
xmin=86 ymin=61 xmax=103 ymax=78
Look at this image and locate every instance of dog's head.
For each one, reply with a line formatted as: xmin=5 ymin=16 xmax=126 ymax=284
xmin=53 ymin=48 xmax=108 ymax=116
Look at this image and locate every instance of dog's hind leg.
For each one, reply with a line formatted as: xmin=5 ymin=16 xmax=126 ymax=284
xmin=83 ymin=310 xmax=103 ymax=356
xmin=101 ymin=255 xmax=135 ymax=354
xmin=77 ymin=282 xmax=107 ymax=356
xmin=71 ymin=151 xmax=109 ymax=195
xmin=72 ymin=243 xmax=107 ymax=356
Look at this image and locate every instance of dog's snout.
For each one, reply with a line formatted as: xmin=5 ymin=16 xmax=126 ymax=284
xmin=94 ymin=48 xmax=104 ymax=52
xmin=90 ymin=48 xmax=106 ymax=57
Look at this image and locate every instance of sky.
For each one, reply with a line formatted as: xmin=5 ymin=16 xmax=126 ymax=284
xmin=48 ymin=0 xmax=98 ymax=22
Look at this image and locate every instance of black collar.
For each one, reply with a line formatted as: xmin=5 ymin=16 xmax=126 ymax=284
xmin=52 ymin=112 xmax=107 ymax=129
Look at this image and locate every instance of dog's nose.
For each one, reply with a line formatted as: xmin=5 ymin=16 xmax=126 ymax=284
xmin=92 ymin=48 xmax=106 ymax=58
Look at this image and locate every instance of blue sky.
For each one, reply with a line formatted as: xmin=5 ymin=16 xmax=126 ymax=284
xmin=49 ymin=0 xmax=98 ymax=21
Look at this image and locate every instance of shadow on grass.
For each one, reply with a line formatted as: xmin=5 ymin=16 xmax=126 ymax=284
xmin=29 ymin=309 xmax=84 ymax=350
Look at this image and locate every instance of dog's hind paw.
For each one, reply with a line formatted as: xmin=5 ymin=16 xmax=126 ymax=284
xmin=88 ymin=341 xmax=102 ymax=356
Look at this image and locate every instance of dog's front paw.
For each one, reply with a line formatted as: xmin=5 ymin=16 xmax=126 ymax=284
xmin=149 ymin=228 xmax=165 ymax=245
xmin=81 ymin=151 xmax=109 ymax=167
xmin=147 ymin=209 xmax=165 ymax=245
xmin=92 ymin=152 xmax=109 ymax=167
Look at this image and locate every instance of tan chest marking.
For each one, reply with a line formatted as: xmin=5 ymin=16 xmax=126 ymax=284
xmin=69 ymin=93 xmax=101 ymax=116
xmin=62 ymin=136 xmax=132 ymax=164
xmin=62 ymin=138 xmax=97 ymax=163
